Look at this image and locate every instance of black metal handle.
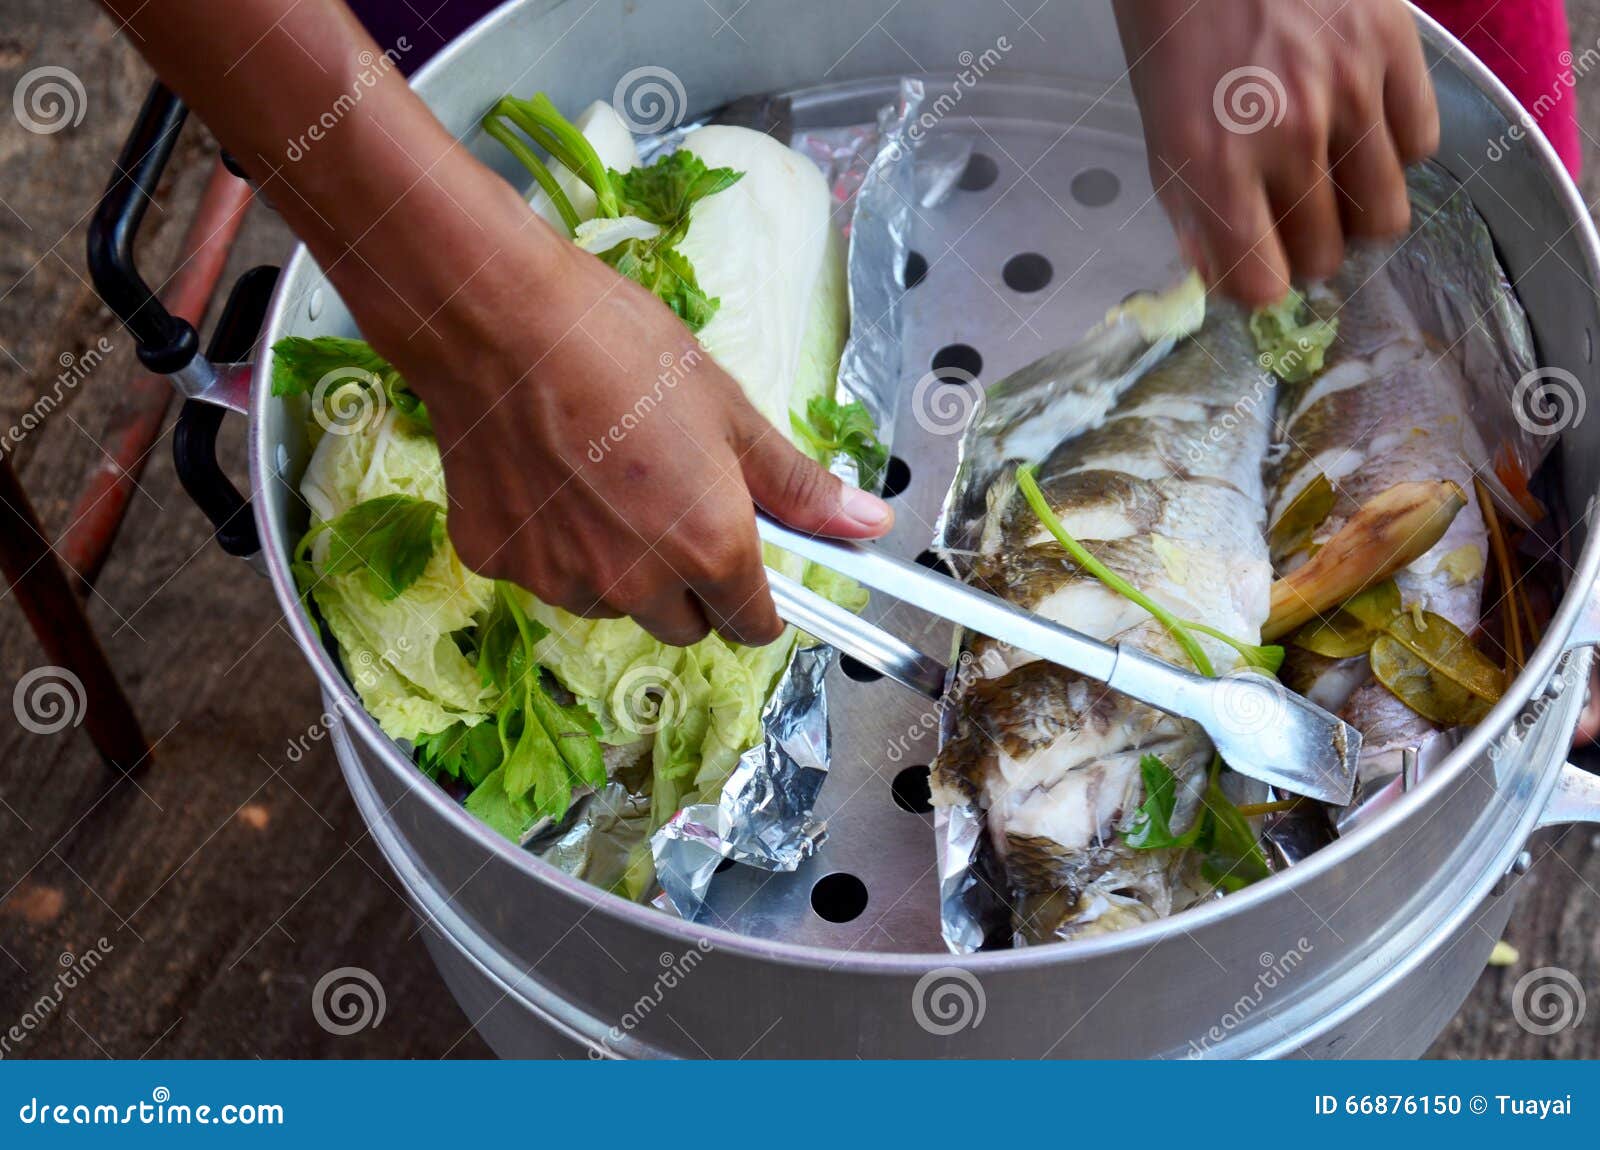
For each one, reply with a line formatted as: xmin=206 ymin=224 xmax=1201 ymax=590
xmin=174 ymin=266 xmax=279 ymax=559
xmin=87 ymin=82 xmax=201 ymax=375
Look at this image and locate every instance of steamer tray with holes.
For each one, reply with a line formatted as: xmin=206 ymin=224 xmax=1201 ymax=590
xmin=135 ymin=0 xmax=1600 ymax=1058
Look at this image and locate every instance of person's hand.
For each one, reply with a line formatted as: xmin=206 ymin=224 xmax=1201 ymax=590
xmin=371 ymin=188 xmax=894 ymax=649
xmin=1113 ymin=0 xmax=1439 ymax=304
xmin=98 ymin=0 xmax=892 ymax=651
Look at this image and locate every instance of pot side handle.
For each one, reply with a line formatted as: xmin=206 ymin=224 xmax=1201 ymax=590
xmin=89 ymin=81 xmax=278 ymax=561
xmin=174 ymin=267 xmax=280 ymax=560
xmin=1535 ymin=761 xmax=1600 ymax=830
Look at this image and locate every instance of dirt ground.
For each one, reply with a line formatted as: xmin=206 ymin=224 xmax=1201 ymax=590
xmin=3 ymin=2 xmax=1600 ymax=1060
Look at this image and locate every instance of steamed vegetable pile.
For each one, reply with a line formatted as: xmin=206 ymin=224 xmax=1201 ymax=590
xmin=273 ymin=93 xmax=883 ymax=893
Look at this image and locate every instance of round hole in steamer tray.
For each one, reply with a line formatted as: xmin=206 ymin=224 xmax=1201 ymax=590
xmin=957 ymin=152 xmax=999 ymax=192
xmin=931 ymin=343 xmax=984 ymax=383
xmin=1003 ymin=252 xmax=1054 ymax=293
xmin=891 ymin=765 xmax=935 ymax=814
xmin=840 ymin=655 xmax=885 ymax=683
xmin=881 ymin=455 xmax=912 ymax=499
xmin=904 ymin=250 xmax=929 ymax=289
xmin=1070 ymin=167 xmax=1121 ymax=207
xmin=810 ymin=872 xmax=869 ymax=923
xmin=914 ymin=549 xmax=954 ymax=578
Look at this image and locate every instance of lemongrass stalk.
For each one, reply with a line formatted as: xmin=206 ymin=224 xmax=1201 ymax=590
xmin=1264 ymin=480 xmax=1466 ymax=640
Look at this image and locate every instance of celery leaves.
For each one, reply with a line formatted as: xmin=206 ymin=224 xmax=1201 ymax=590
xmin=313 ymin=494 xmax=442 ymax=601
xmin=483 ymin=94 xmax=743 ymax=333
xmin=790 ymin=396 xmax=889 ymax=489
xmin=270 ymin=336 xmax=431 ymax=430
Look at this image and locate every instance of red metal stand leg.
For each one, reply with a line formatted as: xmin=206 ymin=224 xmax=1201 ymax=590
xmin=0 ymin=452 xmax=149 ymax=768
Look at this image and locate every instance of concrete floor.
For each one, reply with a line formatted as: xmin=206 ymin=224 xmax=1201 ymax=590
xmin=3 ymin=2 xmax=1600 ymax=1059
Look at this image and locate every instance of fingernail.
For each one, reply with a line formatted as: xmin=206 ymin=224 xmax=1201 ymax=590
xmin=841 ymin=485 xmax=892 ymax=528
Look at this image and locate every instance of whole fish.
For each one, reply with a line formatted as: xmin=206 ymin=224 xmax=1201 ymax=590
xmin=1268 ymin=247 xmax=1490 ymax=772
xmin=931 ymin=301 xmax=1276 ymax=943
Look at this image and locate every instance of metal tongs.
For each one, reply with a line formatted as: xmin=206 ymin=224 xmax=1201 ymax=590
xmin=758 ymin=516 xmax=1361 ymax=805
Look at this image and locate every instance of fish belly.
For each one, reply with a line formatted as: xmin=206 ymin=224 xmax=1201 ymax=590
xmin=933 ymin=303 xmax=1276 ymax=942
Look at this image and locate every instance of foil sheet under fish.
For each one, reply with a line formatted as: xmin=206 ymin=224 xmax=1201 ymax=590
xmin=933 ymin=163 xmax=1541 ymax=951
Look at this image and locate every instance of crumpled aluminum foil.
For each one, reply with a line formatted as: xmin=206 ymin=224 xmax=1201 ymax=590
xmin=1390 ymin=164 xmax=1546 ymax=505
xmin=930 ymin=161 xmax=1542 ymax=954
xmin=620 ymin=82 xmax=923 ymax=920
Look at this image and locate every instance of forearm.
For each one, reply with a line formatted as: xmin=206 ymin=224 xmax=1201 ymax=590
xmin=97 ymin=0 xmax=559 ymax=364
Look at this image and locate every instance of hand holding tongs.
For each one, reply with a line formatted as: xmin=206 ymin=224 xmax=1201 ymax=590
xmin=758 ymin=515 xmax=1361 ymax=806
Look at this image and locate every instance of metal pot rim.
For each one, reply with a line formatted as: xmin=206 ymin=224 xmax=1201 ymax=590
xmin=249 ymin=2 xmax=1600 ymax=969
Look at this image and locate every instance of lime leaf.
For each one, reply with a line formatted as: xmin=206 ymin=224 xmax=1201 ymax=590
xmin=1379 ymin=611 xmax=1503 ymax=704
xmin=1198 ymin=779 xmax=1273 ymax=891
xmin=1370 ymin=633 xmax=1495 ymax=726
xmin=1290 ymin=580 xmax=1402 ymax=658
xmin=1269 ymin=472 xmax=1335 ymax=561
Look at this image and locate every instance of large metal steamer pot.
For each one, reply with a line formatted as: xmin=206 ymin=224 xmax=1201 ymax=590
xmin=111 ymin=0 xmax=1600 ymax=1057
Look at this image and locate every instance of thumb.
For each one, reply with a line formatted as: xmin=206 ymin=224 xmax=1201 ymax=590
xmin=736 ymin=412 xmax=894 ymax=539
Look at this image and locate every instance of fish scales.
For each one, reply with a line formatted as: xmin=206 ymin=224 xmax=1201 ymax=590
xmin=1269 ymin=248 xmax=1491 ymax=764
xmin=932 ymin=302 xmax=1276 ymax=942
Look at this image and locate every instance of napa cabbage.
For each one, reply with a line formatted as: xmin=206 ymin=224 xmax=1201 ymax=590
xmin=278 ymin=91 xmax=880 ymax=861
